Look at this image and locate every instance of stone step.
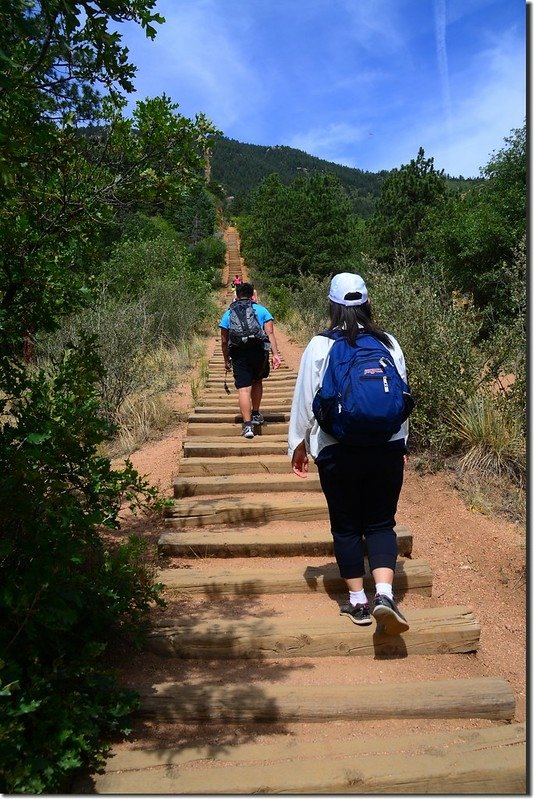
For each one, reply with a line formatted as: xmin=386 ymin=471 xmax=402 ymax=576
xmin=176 ymin=453 xmax=314 ymax=476
xmin=164 ymin=494 xmax=329 ymax=527
xmin=158 ymin=557 xmax=432 ymax=596
xmin=74 ymin=723 xmax=527 ymax=795
xmin=158 ymin=525 xmax=413 ymax=558
xmin=146 ymin=605 xmax=480 ymax=658
xmin=188 ymin=412 xmax=291 ymax=423
xmin=182 ymin=439 xmax=288 ymax=458
xmin=137 ymin=676 xmax=514 ymax=722
xmin=186 ymin=421 xmax=288 ymax=437
xmin=173 ymin=471 xmax=320 ymax=497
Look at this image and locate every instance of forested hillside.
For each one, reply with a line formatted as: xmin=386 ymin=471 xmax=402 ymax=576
xmin=210 ymin=136 xmax=479 ymax=217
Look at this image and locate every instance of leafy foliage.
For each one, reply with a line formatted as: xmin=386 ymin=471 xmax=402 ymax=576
xmin=240 ymin=173 xmax=355 ymax=284
xmin=364 ymin=266 xmax=487 ymax=453
xmin=0 ymin=340 xmax=163 ymax=793
xmin=423 ymin=124 xmax=526 ymax=322
xmin=211 ymin=137 xmax=385 ymax=217
xmin=366 ymin=147 xmax=447 ymax=266
xmin=0 ymin=2 xmax=223 ymax=793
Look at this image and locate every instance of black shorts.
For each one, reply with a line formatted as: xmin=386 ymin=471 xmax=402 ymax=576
xmin=230 ymin=341 xmax=270 ymax=389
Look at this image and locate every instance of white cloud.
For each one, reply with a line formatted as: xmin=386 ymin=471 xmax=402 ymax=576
xmin=368 ymin=26 xmax=525 ymax=176
xmin=287 ymin=122 xmax=370 ymax=166
xmin=123 ymin=0 xmax=264 ymax=128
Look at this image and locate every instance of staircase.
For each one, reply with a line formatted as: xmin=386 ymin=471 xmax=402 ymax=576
xmin=82 ymin=228 xmax=526 ymax=794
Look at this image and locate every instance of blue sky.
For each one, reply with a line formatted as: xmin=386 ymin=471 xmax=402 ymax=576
xmin=118 ymin=0 xmax=526 ymax=178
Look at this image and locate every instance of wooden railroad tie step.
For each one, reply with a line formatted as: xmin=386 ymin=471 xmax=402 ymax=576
xmin=176 ymin=453 xmax=316 ymax=476
xmin=164 ymin=495 xmax=330 ymax=527
xmin=137 ymin=677 xmax=515 ymax=722
xmin=158 ymin=525 xmax=413 ymax=558
xmin=188 ymin=412 xmax=291 ymax=423
xmin=158 ymin=557 xmax=432 ymax=596
xmin=182 ymin=439 xmax=289 ymax=458
xmin=76 ymin=723 xmax=526 ymax=795
xmin=173 ymin=471 xmax=321 ymax=497
xmin=197 ymin=392 xmax=295 ymax=403
xmin=186 ymin=421 xmax=289 ymax=437
xmin=192 ymin=404 xmax=291 ymax=415
xmin=146 ymin=605 xmax=481 ymax=658
xmin=205 ymin=376 xmax=296 ymax=387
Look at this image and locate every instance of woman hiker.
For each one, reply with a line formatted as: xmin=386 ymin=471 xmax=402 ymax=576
xmin=287 ymin=272 xmax=410 ymax=635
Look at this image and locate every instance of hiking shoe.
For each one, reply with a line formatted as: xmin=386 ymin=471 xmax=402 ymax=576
xmin=242 ymin=423 xmax=254 ymax=439
xmin=372 ymin=594 xmax=409 ymax=634
xmin=339 ymin=601 xmax=372 ymax=626
xmin=251 ymin=411 xmax=264 ymax=426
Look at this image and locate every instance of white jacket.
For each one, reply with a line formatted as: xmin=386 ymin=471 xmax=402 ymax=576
xmin=288 ymin=331 xmax=409 ymax=460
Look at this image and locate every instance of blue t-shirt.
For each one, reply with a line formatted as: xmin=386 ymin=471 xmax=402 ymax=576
xmin=219 ymin=302 xmax=273 ymax=330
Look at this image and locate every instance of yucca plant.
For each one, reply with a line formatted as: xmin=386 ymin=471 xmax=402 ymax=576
xmin=449 ymin=393 xmax=526 ymax=486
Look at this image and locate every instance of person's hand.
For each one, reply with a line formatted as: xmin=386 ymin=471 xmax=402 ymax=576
xmin=291 ymin=441 xmax=309 ymax=478
xmin=224 ymin=359 xmax=231 ymax=371
xmin=272 ymin=353 xmax=282 ymax=370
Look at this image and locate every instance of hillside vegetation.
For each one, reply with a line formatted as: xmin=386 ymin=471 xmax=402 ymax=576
xmin=210 ymin=135 xmax=480 ymax=217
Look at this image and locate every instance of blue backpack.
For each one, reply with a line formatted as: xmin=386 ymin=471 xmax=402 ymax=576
xmin=312 ymin=330 xmax=414 ymax=446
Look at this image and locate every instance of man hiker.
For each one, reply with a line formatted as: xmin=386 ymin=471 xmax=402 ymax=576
xmin=219 ymin=282 xmax=282 ymax=439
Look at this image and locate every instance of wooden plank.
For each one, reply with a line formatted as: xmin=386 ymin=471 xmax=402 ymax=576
xmin=164 ymin=495 xmax=329 ymax=527
xmin=77 ymin=723 xmax=526 ymax=797
xmin=158 ymin=525 xmax=413 ymax=558
xmin=177 ymin=454 xmax=315 ymax=476
xmin=173 ymin=471 xmax=321 ymax=497
xmin=197 ymin=396 xmax=294 ymax=406
xmin=192 ymin=404 xmax=292 ymax=415
xmin=188 ymin=412 xmax=291 ymax=423
xmin=158 ymin=557 xmax=432 ymax=596
xmin=183 ymin=440 xmax=288 ymax=457
xmin=186 ymin=421 xmax=288 ymax=437
xmin=205 ymin=376 xmax=296 ymax=386
xmin=146 ymin=605 xmax=480 ymax=658
xmin=138 ymin=677 xmax=514 ymax=722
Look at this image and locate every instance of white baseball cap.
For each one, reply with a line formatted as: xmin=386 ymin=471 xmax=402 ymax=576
xmin=328 ymin=273 xmax=368 ymax=306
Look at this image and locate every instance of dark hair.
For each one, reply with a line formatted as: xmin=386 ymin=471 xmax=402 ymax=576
xmin=327 ymin=301 xmax=393 ymax=348
xmin=236 ymin=282 xmax=254 ymax=299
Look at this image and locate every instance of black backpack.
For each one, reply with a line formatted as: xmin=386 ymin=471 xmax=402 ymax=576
xmin=228 ymin=299 xmax=268 ymax=347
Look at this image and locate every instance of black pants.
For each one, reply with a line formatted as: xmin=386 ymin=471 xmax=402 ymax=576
xmin=316 ymin=443 xmax=405 ymax=580
xmin=230 ymin=341 xmax=270 ymax=389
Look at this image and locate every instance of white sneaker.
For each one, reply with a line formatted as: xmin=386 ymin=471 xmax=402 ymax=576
xmin=242 ymin=423 xmax=254 ymax=439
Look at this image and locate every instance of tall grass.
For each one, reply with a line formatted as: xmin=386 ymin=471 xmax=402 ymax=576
xmin=449 ymin=392 xmax=526 ymax=485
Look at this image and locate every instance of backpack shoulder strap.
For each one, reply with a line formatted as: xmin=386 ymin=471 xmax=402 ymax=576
xmin=318 ymin=328 xmax=344 ymax=341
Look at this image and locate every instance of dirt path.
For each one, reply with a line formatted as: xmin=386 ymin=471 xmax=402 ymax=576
xmin=99 ymin=229 xmax=526 ymax=792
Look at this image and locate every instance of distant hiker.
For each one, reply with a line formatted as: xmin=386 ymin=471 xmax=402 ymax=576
xmin=231 ymin=274 xmax=242 ymax=289
xmin=219 ymin=282 xmax=282 ymax=439
xmin=288 ymin=273 xmax=412 ymax=634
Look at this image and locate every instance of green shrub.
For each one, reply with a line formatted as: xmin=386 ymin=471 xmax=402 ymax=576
xmin=365 ymin=265 xmax=487 ymax=453
xmin=263 ymin=285 xmax=293 ymax=322
xmin=99 ymin=234 xmax=193 ymax=299
xmin=189 ymin=236 xmax=226 ymax=287
xmin=290 ymin=273 xmax=331 ymax=340
xmin=38 ymin=268 xmax=216 ymax=424
xmin=119 ymin=212 xmax=181 ymax=244
xmin=0 ymin=340 xmax=163 ymax=793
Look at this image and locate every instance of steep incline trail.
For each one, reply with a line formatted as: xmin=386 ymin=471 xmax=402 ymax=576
xmin=76 ymin=227 xmax=526 ymax=794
